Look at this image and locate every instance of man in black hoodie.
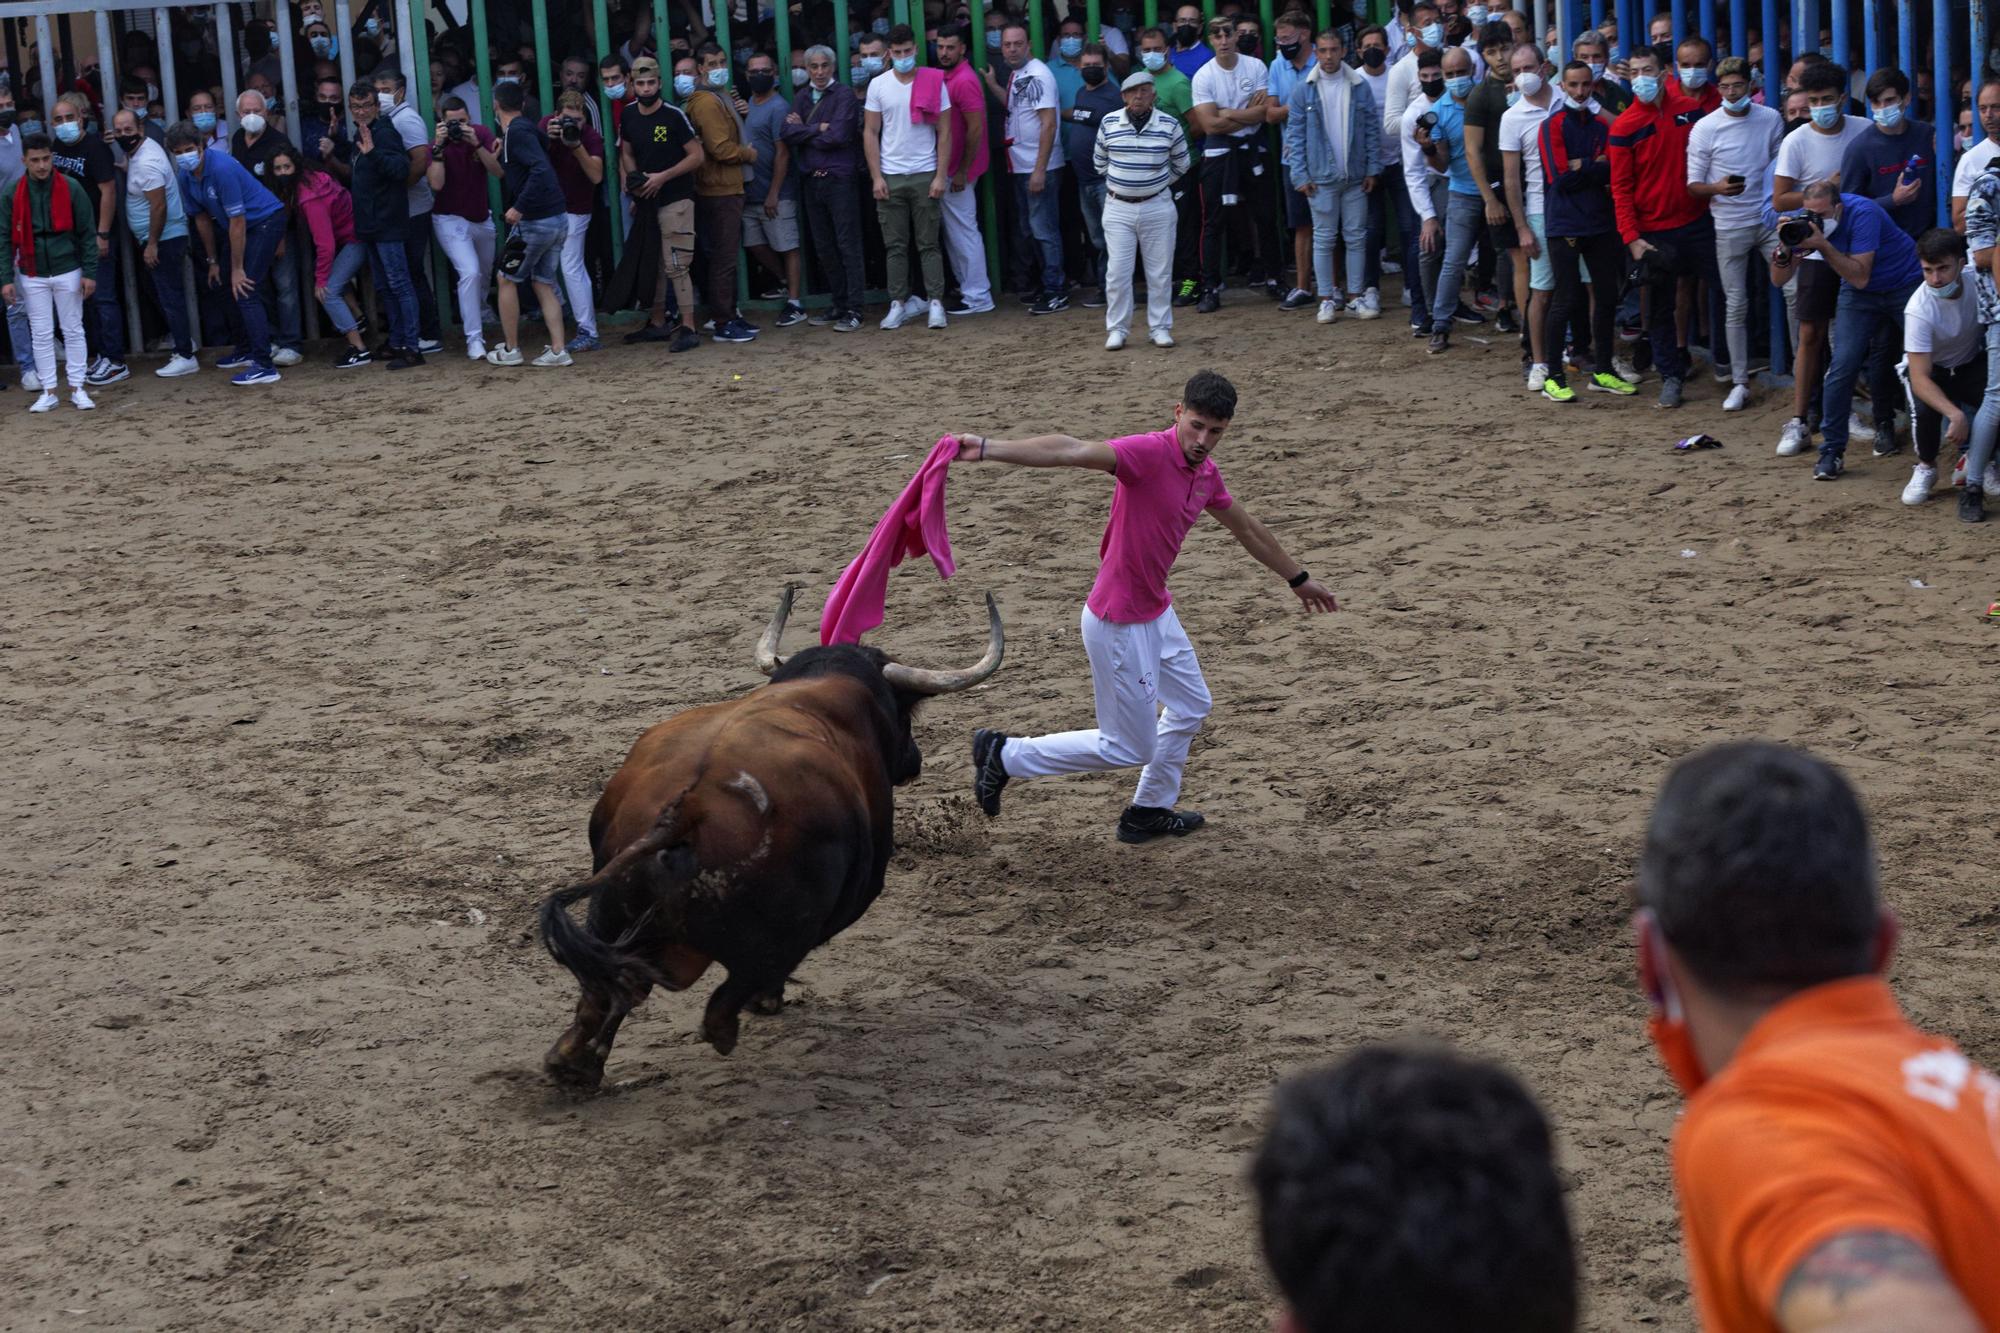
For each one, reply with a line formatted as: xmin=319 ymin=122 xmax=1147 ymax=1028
xmin=345 ymin=80 xmax=424 ymax=368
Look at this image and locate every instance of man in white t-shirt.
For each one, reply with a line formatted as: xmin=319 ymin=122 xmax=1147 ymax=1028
xmin=1688 ymin=56 xmax=1784 ymax=412
xmin=1497 ymin=42 xmax=1555 ymax=388
xmin=1949 ymin=80 xmax=2000 ymax=229
xmin=1189 ymin=14 xmax=1273 ymax=309
xmin=864 ymin=25 xmax=954 ymax=331
xmin=1771 ymin=61 xmax=1870 ymax=455
xmin=1897 ymin=229 xmax=1988 ymax=511
xmin=985 ymin=21 xmax=1070 ymax=313
xmin=1381 ymin=1 xmax=1443 ymax=158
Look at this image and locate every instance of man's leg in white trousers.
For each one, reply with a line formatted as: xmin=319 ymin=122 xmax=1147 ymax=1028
xmin=1102 ymin=200 xmax=1138 ymax=336
xmin=1001 ymin=607 xmax=1163 ymax=779
xmin=1141 ymin=194 xmax=1176 ymax=335
xmin=1131 ymin=605 xmax=1211 ymax=809
xmin=561 ymin=213 xmax=597 ymax=337
xmin=22 ymin=274 xmax=61 ymax=389
xmin=940 ymin=186 xmax=993 ymax=308
xmin=433 ymin=214 xmax=490 ymax=353
xmin=53 ymin=271 xmax=89 ymax=388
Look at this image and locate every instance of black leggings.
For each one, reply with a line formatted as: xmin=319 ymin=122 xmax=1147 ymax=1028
xmin=1543 ymin=229 xmax=1625 ymax=387
xmin=1900 ymin=357 xmax=1989 ymax=465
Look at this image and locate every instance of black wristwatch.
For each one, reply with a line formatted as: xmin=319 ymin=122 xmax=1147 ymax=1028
xmin=1287 ymin=569 xmax=1310 ymax=589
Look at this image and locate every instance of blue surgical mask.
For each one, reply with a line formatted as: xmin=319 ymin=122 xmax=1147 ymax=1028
xmin=1632 ymin=73 xmax=1660 ymax=102
xmin=1141 ymin=50 xmax=1167 ymax=71
xmin=1872 ymin=101 xmax=1903 ymax=129
xmin=495 ymin=74 xmax=519 ymax=87
xmin=673 ymin=73 xmax=697 ymax=97
xmin=1722 ymin=93 xmax=1751 ymax=113
xmin=872 ymin=17 xmax=890 ymax=34
xmin=310 ymin=35 xmax=336 ymax=58
xmin=174 ymin=149 xmax=201 ymax=170
xmin=987 ymin=30 xmax=1003 ymax=49
xmin=1505 ymin=88 xmax=1521 ymax=107
xmin=54 ymin=121 xmax=82 ymax=143
xmin=362 ymin=16 xmax=380 ymax=37
xmin=1810 ymin=103 xmax=1840 ymax=128
xmin=1466 ymin=5 xmax=1488 ymax=24
xmin=1059 ymin=35 xmax=1083 ymax=58
xmin=705 ymin=66 xmax=730 ymax=87
xmin=790 ymin=68 xmax=809 ymax=87
xmin=893 ymin=54 xmax=917 ymax=73
xmin=1421 ymin=21 xmax=1443 ymax=47
xmin=192 ymin=110 xmax=217 ymax=131
xmin=861 ymin=55 xmax=885 ymax=74
xmin=604 ymin=81 xmax=627 ymax=99
xmin=1678 ymin=65 xmax=1708 ymax=89
xmin=1587 ymin=60 xmax=1606 ymax=80
xmin=1936 ymin=278 xmax=1963 ymax=299
xmin=1445 ymin=74 xmax=1473 ymax=99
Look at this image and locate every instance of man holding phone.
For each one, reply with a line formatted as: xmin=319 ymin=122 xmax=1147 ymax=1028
xmin=1687 ymin=56 xmax=1784 ymax=413
xmin=303 ymin=74 xmax=352 ymax=183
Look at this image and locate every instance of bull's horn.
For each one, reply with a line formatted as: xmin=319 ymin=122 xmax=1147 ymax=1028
xmin=882 ymin=593 xmax=1005 ymax=696
xmin=754 ymin=585 xmax=795 ymax=676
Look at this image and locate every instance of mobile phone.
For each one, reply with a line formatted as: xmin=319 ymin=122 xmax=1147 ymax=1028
xmin=1727 ymin=173 xmax=1744 ymax=185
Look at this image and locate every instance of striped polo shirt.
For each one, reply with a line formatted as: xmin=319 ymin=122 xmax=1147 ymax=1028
xmin=1092 ymin=106 xmax=1192 ymax=199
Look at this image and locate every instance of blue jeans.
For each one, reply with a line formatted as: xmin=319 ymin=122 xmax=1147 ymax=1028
xmin=1079 ymin=176 xmax=1107 ymax=276
xmin=1969 ymin=322 xmax=2000 ymax=487
xmin=216 ymin=211 xmax=285 ymax=367
xmin=1819 ymin=279 xmax=1916 ymax=458
xmin=1308 ymin=178 xmax=1369 ymax=299
xmin=1387 ymin=164 xmax=1429 ymax=325
xmin=316 ymin=241 xmax=371 ymax=333
xmin=88 ymin=240 xmax=126 ymax=362
xmin=1010 ymin=168 xmax=1066 ymax=295
xmin=1427 ymin=190 xmax=1485 ymax=326
xmin=4 ymin=290 xmax=31 ymax=377
xmin=144 ymin=234 xmax=195 ymax=357
xmin=263 ymin=225 xmax=303 ymax=352
xmin=365 ymin=239 xmax=422 ymax=349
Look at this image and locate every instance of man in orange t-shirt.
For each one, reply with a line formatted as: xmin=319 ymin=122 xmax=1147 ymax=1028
xmin=1634 ymin=741 xmax=2000 ymax=1333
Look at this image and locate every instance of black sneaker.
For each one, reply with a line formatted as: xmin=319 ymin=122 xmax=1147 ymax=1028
xmin=334 ymin=347 xmax=372 ymax=369
xmin=1278 ymin=287 xmax=1315 ymax=311
xmin=1960 ymin=484 xmax=1986 ymax=523
xmin=1494 ymin=307 xmax=1519 ymax=334
xmin=775 ymin=301 xmax=808 ymax=327
xmin=1259 ymin=279 xmax=1284 ymax=301
xmin=624 ymin=321 xmax=672 ymax=344
xmin=1428 ymin=328 xmax=1450 ymax=355
xmin=1116 ymin=805 xmax=1206 ymax=844
xmin=1030 ymin=292 xmax=1070 ymax=315
xmin=1080 ymin=287 xmax=1108 ymax=309
xmin=1411 ymin=320 xmax=1431 ymax=338
xmin=1195 ymin=289 xmax=1221 ymax=314
xmin=1452 ymin=302 xmax=1486 ymax=326
xmin=972 ymin=728 xmax=1010 ymax=817
xmin=1871 ymin=427 xmax=1902 ymax=458
xmin=1814 ymin=450 xmax=1845 ymax=481
xmin=1173 ymin=279 xmax=1200 ymax=307
xmin=387 ymin=349 xmax=426 ymax=370
xmin=668 ymin=327 xmax=702 ymax=353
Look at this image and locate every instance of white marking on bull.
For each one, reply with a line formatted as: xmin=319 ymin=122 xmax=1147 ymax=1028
xmin=726 ymin=771 xmax=770 ymax=814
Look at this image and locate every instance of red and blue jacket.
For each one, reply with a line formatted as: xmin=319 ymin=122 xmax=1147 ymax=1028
xmin=1607 ymin=88 xmax=1708 ymax=243
xmin=1537 ymin=102 xmax=1615 ymax=240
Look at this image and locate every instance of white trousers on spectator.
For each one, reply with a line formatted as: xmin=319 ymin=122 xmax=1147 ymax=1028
xmin=560 ymin=212 xmax=596 ymax=337
xmin=432 ymin=213 xmax=495 ymax=351
xmin=1001 ymin=603 xmax=1211 ymax=809
xmin=939 ymin=184 xmax=992 ymax=308
xmin=1103 ymin=192 xmax=1176 ymax=338
xmin=21 ymin=269 xmax=88 ymax=391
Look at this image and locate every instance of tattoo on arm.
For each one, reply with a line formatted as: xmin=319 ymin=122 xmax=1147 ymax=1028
xmin=1776 ymin=1230 xmax=1973 ymax=1332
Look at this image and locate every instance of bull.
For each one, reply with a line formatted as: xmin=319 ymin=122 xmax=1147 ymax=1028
xmin=538 ymin=587 xmax=1004 ymax=1089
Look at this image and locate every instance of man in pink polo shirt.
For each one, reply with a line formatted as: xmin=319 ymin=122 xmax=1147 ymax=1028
xmin=936 ymin=26 xmax=994 ymax=315
xmin=954 ymin=371 xmax=1339 ymax=844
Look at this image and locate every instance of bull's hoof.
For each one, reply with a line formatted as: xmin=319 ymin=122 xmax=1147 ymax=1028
xmin=702 ymin=1013 xmax=741 ymax=1056
xmin=543 ymin=1033 xmax=607 ymax=1090
xmin=747 ymin=989 xmax=784 ymax=1017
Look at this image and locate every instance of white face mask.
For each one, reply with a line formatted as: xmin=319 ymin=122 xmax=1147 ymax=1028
xmin=241 ymin=112 xmax=266 ymax=136
xmin=1515 ymin=71 xmax=1543 ymax=98
xmin=377 ymin=91 xmax=396 ymax=112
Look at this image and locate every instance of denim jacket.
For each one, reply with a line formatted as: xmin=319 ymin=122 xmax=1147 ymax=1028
xmin=1281 ymin=64 xmax=1381 ymax=187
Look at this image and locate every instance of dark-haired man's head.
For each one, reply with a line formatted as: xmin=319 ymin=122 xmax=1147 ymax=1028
xmin=492 ymin=77 xmax=526 ymax=117
xmin=1634 ymin=742 xmax=1892 ymax=1095
xmin=1174 ymin=371 xmax=1237 ymax=464
xmin=1254 ymin=1044 xmax=1578 ymax=1333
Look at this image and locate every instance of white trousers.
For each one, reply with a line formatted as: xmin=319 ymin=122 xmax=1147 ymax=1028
xmin=939 ymin=184 xmax=992 ymax=308
xmin=22 ymin=269 xmax=88 ymax=391
xmin=432 ymin=212 xmax=495 ymax=350
xmin=560 ymin=212 xmax=596 ymax=337
xmin=1002 ymin=603 xmax=1211 ymax=809
xmin=1103 ymin=192 xmax=1175 ymax=338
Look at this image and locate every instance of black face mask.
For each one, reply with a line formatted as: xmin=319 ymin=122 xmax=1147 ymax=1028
xmin=1176 ymin=23 xmax=1199 ymax=44
xmin=1361 ymin=46 xmax=1386 ymax=69
xmin=637 ymin=91 xmax=662 ymax=107
xmin=746 ymin=71 xmax=775 ymax=93
xmin=1081 ymin=64 xmax=1107 ymax=85
xmin=1236 ymin=32 xmax=1260 ymax=55
xmin=0 ymin=109 xmax=15 ymax=129
xmin=1418 ymin=78 xmax=1445 ymax=100
xmin=1278 ymin=39 xmax=1301 ymax=59
xmin=115 ymin=134 xmax=143 ymax=152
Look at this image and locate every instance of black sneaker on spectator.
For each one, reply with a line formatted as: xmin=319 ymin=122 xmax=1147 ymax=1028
xmin=1173 ymin=278 xmax=1200 ymax=307
xmin=1452 ymin=303 xmax=1486 ymax=325
xmin=625 ymin=322 xmax=672 ymax=343
xmin=807 ymin=308 xmax=835 ymax=326
xmin=1411 ymin=319 xmax=1431 ymax=338
xmin=387 ymin=349 xmax=426 ymax=370
xmin=334 ymin=347 xmax=372 ymax=369
xmin=1428 ymin=327 xmax=1451 ymax=354
xmin=669 ymin=327 xmax=702 ymax=353
xmin=775 ymin=301 xmax=808 ymax=327
xmin=1493 ymin=307 xmax=1519 ymax=334
xmin=1961 ymin=485 xmax=1986 ymax=523
xmin=1196 ymin=289 xmax=1221 ymax=313
xmin=833 ymin=311 xmax=862 ymax=332
xmin=417 ymin=338 xmax=444 ymax=356
xmin=1030 ymin=291 xmax=1070 ymax=315
xmin=1279 ymin=287 xmax=1314 ymax=311
xmin=1081 ymin=287 xmax=1108 ymax=308
xmin=757 ymin=283 xmax=787 ymax=300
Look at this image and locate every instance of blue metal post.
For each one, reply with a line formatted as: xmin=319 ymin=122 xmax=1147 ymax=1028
xmin=1671 ymin=0 xmax=1686 ymax=44
xmin=1587 ymin=0 xmax=1604 ymax=43
xmin=1895 ymin=1 xmax=1911 ymax=92
xmin=1937 ymin=0 xmax=1955 ymax=226
xmin=1698 ymin=0 xmax=1714 ymax=52
xmin=1793 ymin=0 xmax=1815 ymax=56
xmin=1829 ymin=0 xmax=1846 ymax=75
xmin=1729 ymin=0 xmax=1744 ymax=72
xmin=1861 ymin=0 xmax=1875 ymax=75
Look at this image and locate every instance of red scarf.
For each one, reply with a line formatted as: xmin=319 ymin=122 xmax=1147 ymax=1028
xmin=9 ymin=171 xmax=73 ymax=278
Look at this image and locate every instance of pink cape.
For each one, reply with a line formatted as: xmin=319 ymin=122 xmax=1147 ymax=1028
xmin=909 ymin=66 xmax=947 ymax=124
xmin=820 ymin=436 xmax=959 ymax=645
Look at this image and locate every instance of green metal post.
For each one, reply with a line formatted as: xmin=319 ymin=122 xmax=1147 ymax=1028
xmin=909 ymin=0 xmax=926 ymax=55
xmin=532 ymin=0 xmax=554 ymax=118
xmin=471 ymin=0 xmax=504 ymax=233
xmin=1029 ymin=0 xmax=1045 ymax=56
xmin=1144 ymin=0 xmax=1159 ymax=28
xmin=775 ymin=0 xmax=794 ymax=75
xmin=407 ymin=0 xmax=453 ymax=336
xmin=1314 ymin=0 xmax=1331 ymax=29
xmin=970 ymin=0 xmax=1001 ymax=286
xmin=894 ymin=0 xmax=910 ymax=23
xmin=594 ymin=0 xmax=623 ymax=263
xmin=1202 ymin=0 xmax=1216 ymax=20
xmin=833 ymin=0 xmax=850 ymax=82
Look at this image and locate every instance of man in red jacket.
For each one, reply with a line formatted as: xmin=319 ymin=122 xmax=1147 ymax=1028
xmin=1609 ymin=46 xmax=1711 ymax=409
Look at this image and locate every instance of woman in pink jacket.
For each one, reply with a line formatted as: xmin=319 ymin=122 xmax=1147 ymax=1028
xmin=267 ymin=144 xmax=373 ymax=368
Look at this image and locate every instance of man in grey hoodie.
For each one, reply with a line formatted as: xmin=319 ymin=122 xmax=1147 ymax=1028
xmin=1281 ymin=26 xmax=1381 ymax=323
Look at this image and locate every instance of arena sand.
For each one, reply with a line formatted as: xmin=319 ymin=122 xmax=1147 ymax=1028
xmin=5 ymin=301 xmax=1999 ymax=1332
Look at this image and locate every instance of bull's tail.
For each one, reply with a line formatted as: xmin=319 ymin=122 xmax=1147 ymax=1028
xmin=538 ymin=869 xmax=669 ymax=1002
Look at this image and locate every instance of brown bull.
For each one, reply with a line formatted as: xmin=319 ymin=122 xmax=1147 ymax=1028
xmin=539 ymin=587 xmax=1003 ymax=1089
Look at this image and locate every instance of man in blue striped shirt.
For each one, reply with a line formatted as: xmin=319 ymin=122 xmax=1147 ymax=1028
xmin=1094 ymin=71 xmax=1193 ymax=349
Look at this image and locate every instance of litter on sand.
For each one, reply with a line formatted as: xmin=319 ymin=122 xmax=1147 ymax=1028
xmin=1674 ymin=434 xmax=1725 ymax=452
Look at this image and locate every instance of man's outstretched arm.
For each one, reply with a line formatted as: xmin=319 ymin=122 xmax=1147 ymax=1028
xmin=1210 ymin=501 xmax=1339 ymax=612
xmin=953 ymin=432 xmax=1116 ymax=473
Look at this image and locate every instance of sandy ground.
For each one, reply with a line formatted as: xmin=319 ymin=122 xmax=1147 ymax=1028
xmin=6 ymin=292 xmax=2000 ymax=1333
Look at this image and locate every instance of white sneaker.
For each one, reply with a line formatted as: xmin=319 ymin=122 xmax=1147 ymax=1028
xmin=1399 ymin=283 xmax=1414 ymax=306
xmin=71 ymin=387 xmax=95 ymax=411
xmin=484 ymin=344 xmax=524 ymax=365
xmin=1105 ymin=328 xmax=1128 ymax=350
xmin=880 ymin=302 xmax=909 ymax=331
xmin=1776 ymin=417 xmax=1810 ymax=456
xmin=903 ymin=295 xmax=927 ymax=320
xmin=1847 ymin=414 xmax=1877 ymax=444
xmin=28 ymin=390 xmax=58 ymax=413
xmin=21 ymin=370 xmax=42 ymax=392
xmin=1723 ymin=384 xmax=1751 ymax=412
xmin=467 ymin=341 xmax=486 ymax=361
xmin=532 ymin=345 xmax=572 ymax=367
xmin=1525 ymin=363 xmax=1548 ymax=392
xmin=1984 ymin=462 xmax=2000 ymax=494
xmin=1150 ymin=329 xmax=1175 ymax=348
xmin=928 ymin=299 xmax=947 ymax=330
xmin=157 ymin=354 xmax=200 ymax=378
xmin=1317 ymin=298 xmax=1339 ymax=324
xmin=1613 ymin=356 xmax=1642 ymax=384
xmin=271 ymin=347 xmax=303 ymax=367
xmin=1353 ymin=288 xmax=1382 ymax=319
xmin=1902 ymin=463 xmax=1937 ymax=505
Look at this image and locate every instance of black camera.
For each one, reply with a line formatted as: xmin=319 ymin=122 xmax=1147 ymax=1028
xmin=1777 ymin=213 xmax=1818 ymax=247
xmin=626 ymin=169 xmax=649 ymax=193
xmin=1416 ymin=110 xmax=1438 ymax=135
xmin=559 ymin=116 xmax=582 ymax=145
xmin=444 ymin=119 xmax=467 ymax=142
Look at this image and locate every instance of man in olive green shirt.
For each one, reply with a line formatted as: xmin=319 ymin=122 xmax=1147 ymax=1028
xmin=0 ymin=133 xmax=98 ymax=410
xmin=1136 ymin=26 xmax=1201 ymax=301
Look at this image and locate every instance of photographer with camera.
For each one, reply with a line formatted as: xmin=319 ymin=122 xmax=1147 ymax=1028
xmin=425 ymin=95 xmax=500 ymax=360
xmin=540 ymin=91 xmax=605 ymax=351
xmin=1397 ymin=47 xmax=1449 ymax=338
xmin=1766 ymin=180 xmax=1921 ymax=481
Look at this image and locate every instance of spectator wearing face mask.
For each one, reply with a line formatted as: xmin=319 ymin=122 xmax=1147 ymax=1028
xmin=230 ymin=90 xmax=305 ymax=368
xmin=370 ymin=66 xmax=444 ymax=355
xmin=1895 ymin=230 xmax=1991 ymax=511
xmin=1169 ymin=4 xmax=1212 ymax=78
xmin=539 ymin=91 xmax=605 ymax=352
xmin=304 ymin=18 xmax=341 ymax=68
xmin=1400 ymin=47 xmax=1449 ymax=338
xmin=933 ymin=27 xmax=994 ymax=317
xmin=1265 ymin=12 xmax=1318 ymax=311
xmin=48 ymin=93 xmax=126 ymax=388
xmin=187 ymin=90 xmax=227 ymax=147
xmin=863 ymin=25 xmax=952 ymax=331
xmin=0 ymin=84 xmax=31 ymax=391
xmin=1189 ymin=16 xmax=1273 ymax=311
xmin=478 ymin=79 xmax=571 ymax=366
xmin=1048 ymin=17 xmax=1090 ymax=111
xmin=986 ymin=22 xmax=1071 ymax=315
xmin=1686 ymin=56 xmax=1785 ymax=414
xmin=425 ymin=95 xmax=499 ymax=360
xmin=684 ymin=44 xmax=760 ymax=343
xmin=493 ymin=56 xmax=544 ymax=123
xmin=111 ymin=108 xmax=198 ymax=378
xmin=1 ymin=132 xmax=99 ymax=411
xmin=1282 ymin=26 xmax=1381 ymax=325
xmin=116 ymin=79 xmax=165 ymax=144
xmin=304 ymin=75 xmax=353 ymax=183
xmin=1569 ymin=31 xmax=1629 ymax=116
xmin=1665 ymin=35 xmax=1721 ymax=113
xmin=1839 ymin=69 xmax=1934 ymax=241
xmin=1535 ymin=62 xmax=1633 ymax=402
xmin=782 ymin=46 xmax=864 ymax=332
xmin=599 ymin=54 xmax=632 ymax=136
xmin=263 ymin=143 xmax=365 ymax=368
xmin=1380 ymin=2 xmax=1443 ymax=182
xmin=1131 ymin=27 xmax=1200 ymax=305
xmin=740 ymin=52 xmax=806 ymax=329
xmin=1949 ymin=80 xmax=2000 ymax=230
xmin=171 ymin=118 xmax=286 ymax=386
xmin=1064 ymin=44 xmax=1122 ymax=310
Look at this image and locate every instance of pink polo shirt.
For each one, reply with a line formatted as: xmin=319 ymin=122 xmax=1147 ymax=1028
xmin=1087 ymin=427 xmax=1233 ymax=624
xmin=943 ymin=60 xmax=989 ymax=181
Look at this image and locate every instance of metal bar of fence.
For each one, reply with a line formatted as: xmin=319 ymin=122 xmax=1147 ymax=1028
xmin=1763 ymin=0 xmax=1786 ymax=379
xmin=407 ymin=0 xmax=452 ymax=339
xmin=1894 ymin=0 xmax=1911 ymax=93
xmin=1830 ymin=0 xmax=1846 ymax=81
xmin=1936 ymin=0 xmax=1953 ymax=227
xmin=215 ymin=2 xmax=240 ymax=132
xmin=334 ymin=0 xmax=359 ymax=99
xmin=532 ymin=0 xmax=554 ymax=117
xmin=270 ymin=0 xmax=322 ymax=343
xmin=1670 ymin=0 xmax=1685 ymax=45
xmin=969 ymin=0 xmax=1001 ymax=288
xmin=1861 ymin=0 xmax=1876 ymax=75
xmin=36 ymin=14 xmax=57 ymax=124
xmin=594 ymin=0 xmax=623 ymax=264
xmin=1729 ymin=0 xmax=1745 ymax=81
xmin=155 ymin=6 xmax=204 ymax=353
xmin=93 ymin=6 xmax=146 ymax=361
xmin=472 ymin=0 xmax=503 ymax=228
xmin=1697 ymin=0 xmax=1713 ymax=54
